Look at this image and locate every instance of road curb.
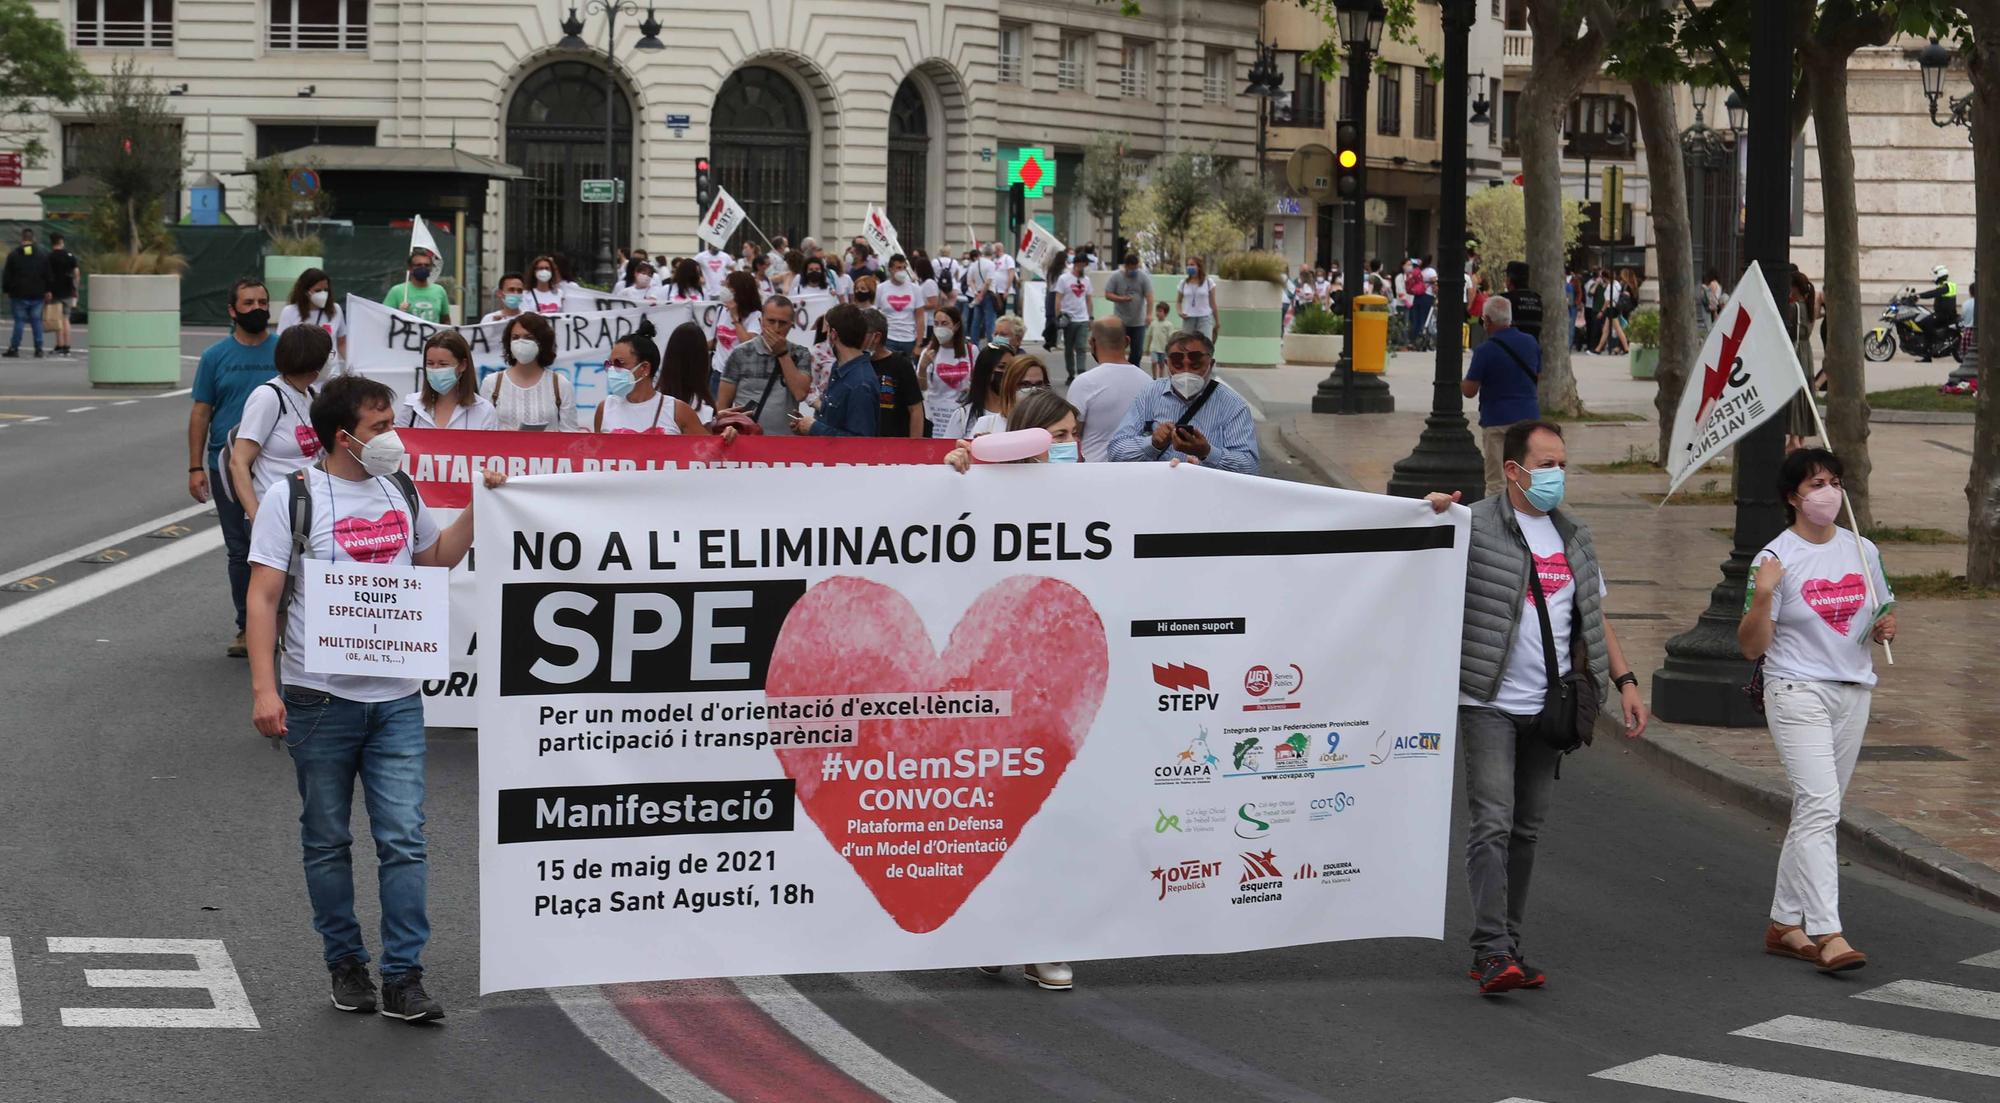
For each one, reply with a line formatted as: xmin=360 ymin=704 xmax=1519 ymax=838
xmin=1870 ymin=408 xmax=1975 ymax=425
xmin=1275 ymin=418 xmax=1364 ymax=492
xmin=1629 ymin=722 xmax=2000 ymax=914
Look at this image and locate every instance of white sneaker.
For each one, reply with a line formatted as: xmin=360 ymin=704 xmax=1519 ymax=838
xmin=1024 ymin=962 xmax=1073 ymax=991
xmin=975 ymin=965 xmax=1003 ymax=978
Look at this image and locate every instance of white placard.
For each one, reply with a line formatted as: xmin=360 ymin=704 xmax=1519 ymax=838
xmin=302 ymin=559 xmax=451 ymax=678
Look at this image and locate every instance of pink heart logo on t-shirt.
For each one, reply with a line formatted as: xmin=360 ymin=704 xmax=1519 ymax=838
xmin=333 ymin=511 xmax=410 ymax=564
xmin=1800 ymin=574 xmax=1866 ymax=635
xmin=936 ymin=359 xmax=971 ymax=388
xmin=886 ymin=293 xmax=913 ymax=312
xmin=294 ymin=423 xmax=322 ymax=458
xmin=1525 ymin=552 xmax=1573 ymax=599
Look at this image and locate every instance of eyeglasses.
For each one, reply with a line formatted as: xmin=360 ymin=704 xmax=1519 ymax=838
xmin=1166 ymin=351 xmax=1210 ymax=367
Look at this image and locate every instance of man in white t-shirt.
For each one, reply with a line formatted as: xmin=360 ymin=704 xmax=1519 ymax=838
xmin=244 ymin=374 xmax=488 ymax=1026
xmin=1067 ymin=317 xmax=1152 ymax=463
xmin=993 ymin=245 xmax=1017 ymax=315
xmin=694 ymin=242 xmax=733 ymax=299
xmin=1426 ymin=420 xmax=1648 ymax=997
xmin=964 ymin=246 xmax=998 ymax=346
xmin=1052 ymin=255 xmax=1096 ymax=382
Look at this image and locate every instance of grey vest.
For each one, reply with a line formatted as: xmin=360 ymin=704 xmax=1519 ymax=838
xmin=1459 ymin=493 xmax=1609 ymax=705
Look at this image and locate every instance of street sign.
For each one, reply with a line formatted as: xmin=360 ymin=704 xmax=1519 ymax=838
xmin=665 ymin=113 xmax=690 ymax=138
xmin=978 ymin=147 xmax=994 ymax=163
xmin=581 ymin=179 xmax=625 ymax=204
xmin=0 ymin=152 xmax=21 ymax=187
xmin=1365 ymin=197 xmax=1389 ymax=225
xmin=1005 ymin=147 xmax=1055 ymax=198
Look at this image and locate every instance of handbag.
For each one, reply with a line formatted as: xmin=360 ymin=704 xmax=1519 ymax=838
xmin=1524 ymin=548 xmax=1602 ymax=767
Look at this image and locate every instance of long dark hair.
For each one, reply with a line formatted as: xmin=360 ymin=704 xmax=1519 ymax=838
xmin=672 ymin=258 xmax=703 ymax=297
xmin=924 ymin=304 xmax=967 ymax=359
xmin=961 ymin=345 xmax=1003 ymax=415
xmin=725 ymin=270 xmax=761 ymax=320
xmin=287 ymin=267 xmax=333 ymax=319
xmin=660 ymin=321 xmax=712 ymax=409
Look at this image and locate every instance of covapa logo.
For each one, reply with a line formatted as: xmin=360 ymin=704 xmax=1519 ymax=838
xmin=1234 ymin=802 xmax=1272 ymax=839
xmin=1154 ymin=726 xmax=1219 ymax=785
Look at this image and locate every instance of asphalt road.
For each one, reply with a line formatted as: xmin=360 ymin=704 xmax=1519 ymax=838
xmin=2 ymin=336 xmax=1997 ymax=1103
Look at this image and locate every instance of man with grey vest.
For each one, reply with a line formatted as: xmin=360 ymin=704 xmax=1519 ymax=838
xmin=1428 ymin=420 xmax=1648 ymax=995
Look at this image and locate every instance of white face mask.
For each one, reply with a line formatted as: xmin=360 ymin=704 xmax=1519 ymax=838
xmin=310 ymin=289 xmax=330 ymax=309
xmin=1170 ymin=371 xmax=1208 ymax=400
xmin=347 ymin=429 xmax=406 ymax=478
xmin=510 ymin=338 xmax=540 ymax=364
xmin=634 ymin=274 xmax=653 ymax=289
xmin=891 ymin=270 xmax=910 ymax=284
xmin=934 ymin=324 xmax=955 ymax=342
xmin=536 ymin=268 xmax=554 ymax=284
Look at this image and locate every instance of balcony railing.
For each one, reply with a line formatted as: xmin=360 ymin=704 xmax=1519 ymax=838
xmin=1203 ymin=75 xmax=1229 ymax=104
xmin=1058 ymin=59 xmax=1083 ymax=90
xmin=1503 ymin=30 xmax=1532 ymax=65
xmin=998 ymin=56 xmax=1024 ymax=85
xmin=1119 ymin=67 xmax=1149 ymax=98
xmin=74 ymin=19 xmax=174 ymax=48
xmin=269 ymin=21 xmax=369 ymax=50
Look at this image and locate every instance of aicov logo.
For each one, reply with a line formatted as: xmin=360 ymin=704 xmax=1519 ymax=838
xmin=1370 ymin=730 xmax=1445 ymax=764
xmin=1154 ymin=726 xmax=1220 ymax=786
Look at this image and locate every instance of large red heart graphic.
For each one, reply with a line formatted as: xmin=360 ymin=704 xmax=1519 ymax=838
xmin=333 ymin=511 xmax=409 ymax=564
xmin=768 ymin=575 xmax=1107 ymax=933
xmin=1526 ymin=552 xmax=1572 ymax=599
xmin=1800 ymin=573 xmax=1866 ymax=635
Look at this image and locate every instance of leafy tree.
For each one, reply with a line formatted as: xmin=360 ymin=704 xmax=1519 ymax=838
xmin=1464 ymin=185 xmax=1586 ymax=275
xmin=1951 ymin=0 xmax=1999 ymax=585
xmin=0 ymin=0 xmax=92 ymax=168
xmin=1078 ymin=131 xmax=1140 ymax=239
xmin=1146 ymin=151 xmax=1214 ymax=266
xmin=1219 ymin=167 xmax=1279 ymax=241
xmin=75 ymin=59 xmax=185 ymax=264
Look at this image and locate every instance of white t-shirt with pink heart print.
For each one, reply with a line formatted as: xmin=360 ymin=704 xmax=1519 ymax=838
xmin=248 ymin=466 xmax=442 ymax=702
xmin=1748 ymin=528 xmax=1892 ymax=686
xmin=236 ymin=379 xmax=321 ymax=495
xmin=880 ymin=278 xmax=925 ymax=343
xmin=1460 ymin=510 xmax=1608 ymax=716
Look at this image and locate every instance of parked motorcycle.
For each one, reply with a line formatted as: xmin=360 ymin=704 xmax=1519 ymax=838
xmin=1863 ymin=289 xmax=1962 ymax=363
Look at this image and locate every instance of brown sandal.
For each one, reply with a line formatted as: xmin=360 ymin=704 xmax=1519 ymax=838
xmin=1764 ymin=923 xmax=1819 ymax=962
xmin=1815 ymin=933 xmax=1868 ymax=973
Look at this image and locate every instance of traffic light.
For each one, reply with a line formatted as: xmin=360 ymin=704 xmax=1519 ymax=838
xmin=1334 ymin=122 xmax=1361 ymax=199
xmin=694 ymin=156 xmax=714 ymax=214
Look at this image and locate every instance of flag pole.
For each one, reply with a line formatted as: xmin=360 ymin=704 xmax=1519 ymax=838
xmin=737 ymin=212 xmax=777 ymax=254
xmin=1786 ymin=328 xmax=1894 ymax=664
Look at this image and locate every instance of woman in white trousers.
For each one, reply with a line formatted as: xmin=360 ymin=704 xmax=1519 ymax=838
xmin=1739 ymin=447 xmax=1897 ymax=974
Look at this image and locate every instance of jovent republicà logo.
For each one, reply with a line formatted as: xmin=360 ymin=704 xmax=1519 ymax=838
xmin=1151 ymin=858 xmax=1222 ymax=900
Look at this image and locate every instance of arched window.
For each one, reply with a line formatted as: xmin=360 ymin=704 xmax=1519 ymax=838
xmin=887 ymin=77 xmax=931 ymax=252
xmin=505 ymin=61 xmax=633 ymax=279
xmin=712 ymin=67 xmax=811 ymax=247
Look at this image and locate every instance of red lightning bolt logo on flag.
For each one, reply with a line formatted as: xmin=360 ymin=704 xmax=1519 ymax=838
xmin=1663 ymin=261 xmax=1806 ymax=497
xmin=695 ymin=187 xmax=747 ymax=249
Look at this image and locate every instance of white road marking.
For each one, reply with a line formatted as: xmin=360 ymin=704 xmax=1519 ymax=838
xmin=547 ymin=986 xmax=735 ymax=1103
xmin=157 ymin=387 xmax=193 ymax=398
xmin=66 ymin=406 xmax=96 ymax=413
xmin=0 ymin=502 xmax=214 ymax=587
xmin=1593 ymin=1054 xmax=1952 ymax=1102
xmin=0 ymin=529 xmax=223 ymax=640
xmin=1963 ymin=949 xmax=2000 ymax=969
xmin=0 ymin=937 xmax=19 ymax=1027
xmin=113 ymin=399 xmax=138 ymax=406
xmin=21 ymin=416 xmax=47 ymax=423
xmin=732 ymin=975 xmax=955 ymax=1103
xmin=1858 ymin=979 xmax=2000 ymax=1021
xmin=1734 ymin=1013 xmax=2000 ymax=1078
xmin=47 ymin=937 xmax=258 ymax=1029
xmin=1491 ymin=1098 xmax=1555 ymax=1103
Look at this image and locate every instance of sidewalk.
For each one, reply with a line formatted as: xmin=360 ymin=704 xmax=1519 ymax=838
xmin=1246 ymin=347 xmax=2000 ymax=910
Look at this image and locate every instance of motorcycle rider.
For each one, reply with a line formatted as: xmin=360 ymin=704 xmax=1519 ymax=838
xmin=1912 ymin=265 xmax=1959 ymax=360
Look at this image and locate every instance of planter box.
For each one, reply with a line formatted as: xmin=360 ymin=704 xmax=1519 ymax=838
xmin=1215 ymin=279 xmax=1284 ymax=368
xmin=1630 ymin=347 xmax=1659 ymax=379
xmin=87 ymin=274 xmax=182 ymax=387
xmin=1282 ymin=331 xmax=1342 ymax=367
xmin=263 ymin=254 xmax=322 ymax=303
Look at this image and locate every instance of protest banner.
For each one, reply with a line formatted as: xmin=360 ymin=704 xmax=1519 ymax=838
xmin=1665 ymin=261 xmax=1803 ymax=495
xmin=399 ymin=429 xmax=955 ymax=725
xmin=1016 ymin=220 xmax=1065 ymax=272
xmin=473 ymin=464 xmax=1467 ymax=992
xmin=697 ymin=188 xmax=750 ymax=249
xmin=301 ymin=560 xmax=450 ymax=679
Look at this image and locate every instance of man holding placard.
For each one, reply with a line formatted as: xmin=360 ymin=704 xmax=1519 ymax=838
xmin=244 ymin=375 xmax=494 ymax=1025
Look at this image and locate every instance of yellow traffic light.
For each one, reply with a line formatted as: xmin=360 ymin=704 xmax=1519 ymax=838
xmin=1338 ymin=149 xmax=1358 ymax=169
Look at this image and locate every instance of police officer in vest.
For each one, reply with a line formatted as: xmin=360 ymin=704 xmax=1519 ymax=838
xmin=1428 ymin=420 xmax=1649 ymax=995
xmin=1913 ymin=264 xmax=1959 ymax=360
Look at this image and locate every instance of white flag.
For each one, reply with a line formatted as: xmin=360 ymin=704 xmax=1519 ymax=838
xmin=1665 ymin=261 xmax=1805 ymax=496
xmin=696 ymin=188 xmax=748 ymax=249
xmin=1015 ymin=221 xmax=1065 ymax=273
xmin=410 ymin=214 xmax=441 ymax=262
xmin=862 ymin=205 xmax=903 ymax=260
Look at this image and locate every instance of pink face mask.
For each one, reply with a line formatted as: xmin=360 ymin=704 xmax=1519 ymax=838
xmin=1798 ymin=484 xmax=1843 ymax=526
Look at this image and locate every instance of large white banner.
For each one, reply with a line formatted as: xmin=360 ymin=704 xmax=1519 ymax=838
xmin=1665 ymin=261 xmax=1804 ymax=494
xmin=473 ymin=464 xmax=1467 ymax=993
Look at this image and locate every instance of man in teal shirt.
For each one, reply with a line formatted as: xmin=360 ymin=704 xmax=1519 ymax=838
xmin=188 ymin=278 xmax=278 ymax=656
xmin=386 ymin=250 xmax=450 ymax=323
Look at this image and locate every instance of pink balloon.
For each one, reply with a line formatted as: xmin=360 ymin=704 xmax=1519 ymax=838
xmin=969 ymin=427 xmax=1052 ymax=464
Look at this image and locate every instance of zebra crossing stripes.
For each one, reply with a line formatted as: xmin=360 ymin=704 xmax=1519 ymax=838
xmin=1962 ymin=949 xmax=2000 ymax=969
xmin=1590 ymin=1054 xmax=1954 ymax=1102
xmin=1856 ymin=979 xmax=2000 ymax=1022
xmin=1731 ymin=1014 xmax=2000 ymax=1079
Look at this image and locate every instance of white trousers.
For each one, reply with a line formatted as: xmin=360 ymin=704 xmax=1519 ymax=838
xmin=1764 ymin=678 xmax=1871 ymax=935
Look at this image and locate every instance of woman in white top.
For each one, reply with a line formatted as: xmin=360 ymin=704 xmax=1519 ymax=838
xmin=944 ymin=350 xmax=1047 ymax=439
xmin=919 ymin=305 xmax=973 ymax=438
xmin=228 ymin=323 xmax=329 ymax=520
xmin=401 ymin=330 xmax=500 ymax=430
xmin=480 ymin=272 xmax=530 ymax=325
xmin=595 ymin=318 xmax=713 ymax=435
xmin=486 ymin=312 xmax=579 ymax=432
xmin=277 ymin=268 xmax=348 ymax=367
xmin=1177 ymin=257 xmax=1220 ymax=342
xmin=524 ymin=254 xmax=565 ymax=315
xmin=712 ymin=271 xmax=763 ymax=392
xmin=1740 ymin=447 xmax=1897 ymax=976
xmin=664 ymin=258 xmax=706 ymax=304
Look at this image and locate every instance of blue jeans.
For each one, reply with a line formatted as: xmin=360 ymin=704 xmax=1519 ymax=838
xmin=1062 ymin=320 xmax=1091 ymax=378
xmin=284 ymin=690 xmax=431 ymax=977
xmin=1410 ymin=294 xmax=1435 ymax=343
xmin=1125 ymin=325 xmax=1148 ymax=366
xmin=886 ymin=338 xmax=916 ymax=355
xmin=209 ymin=449 xmax=251 ymax=632
xmin=8 ymin=297 xmax=43 ymax=352
xmin=966 ymin=295 xmax=997 ymax=346
xmin=1460 ymin=705 xmax=1559 ymax=960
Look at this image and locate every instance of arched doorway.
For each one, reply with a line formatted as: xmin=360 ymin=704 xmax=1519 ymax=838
xmin=712 ymin=66 xmax=811 ymax=249
xmin=505 ymin=61 xmax=632 ymax=281
xmin=887 ymin=77 xmax=930 ymax=252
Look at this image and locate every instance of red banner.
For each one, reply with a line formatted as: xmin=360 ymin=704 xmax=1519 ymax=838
xmin=401 ymin=429 xmax=955 ymax=509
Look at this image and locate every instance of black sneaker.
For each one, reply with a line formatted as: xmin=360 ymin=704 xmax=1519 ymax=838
xmin=1475 ymin=954 xmax=1526 ymax=995
xmin=1 ymin=349 xmax=16 ymax=358
xmin=379 ymin=971 xmax=445 ymax=1023
xmin=329 ymin=958 xmax=376 ymax=1013
xmin=1515 ymin=958 xmax=1547 ymax=989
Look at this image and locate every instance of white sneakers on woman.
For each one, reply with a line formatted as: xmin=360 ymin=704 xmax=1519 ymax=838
xmin=976 ymin=962 xmax=1074 ymax=991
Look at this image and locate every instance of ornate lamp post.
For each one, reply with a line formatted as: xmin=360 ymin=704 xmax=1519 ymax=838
xmin=1386 ymin=0 xmax=1484 ymax=501
xmin=1246 ymin=41 xmax=1287 ymax=250
xmin=1311 ymin=0 xmax=1388 ymax=415
xmin=559 ymin=3 xmax=663 ymax=283
xmin=1919 ymin=37 xmax=1974 ymax=137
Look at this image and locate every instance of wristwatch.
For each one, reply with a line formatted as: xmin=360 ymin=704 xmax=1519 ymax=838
xmin=1613 ymin=672 xmax=1639 ymax=691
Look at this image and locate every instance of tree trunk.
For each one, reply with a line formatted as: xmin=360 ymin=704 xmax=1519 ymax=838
xmin=1630 ymin=76 xmax=1699 ymax=463
xmin=1965 ymin=4 xmax=2000 ymax=586
xmin=1521 ymin=2 xmax=1603 ymax=417
xmin=1803 ymin=52 xmax=1874 ymax=532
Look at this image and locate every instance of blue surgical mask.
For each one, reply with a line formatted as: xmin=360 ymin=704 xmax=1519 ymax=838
xmin=1046 ymin=441 xmax=1079 ymax=464
xmin=425 ymin=366 xmax=459 ymax=394
xmin=605 ymin=367 xmax=637 ymax=398
xmin=1514 ymin=465 xmax=1566 ymax=512
xmin=503 ymin=292 xmax=524 ymax=309
xmin=1186 ymin=266 xmax=1198 ymax=278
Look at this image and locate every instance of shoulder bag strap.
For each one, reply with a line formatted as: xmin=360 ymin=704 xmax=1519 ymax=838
xmin=1526 ymin=551 xmax=1562 ymax=704
xmin=1175 ymin=379 xmax=1221 ymax=428
xmin=1493 ymin=336 xmax=1540 ymax=382
xmin=754 ymin=348 xmax=786 ymax=413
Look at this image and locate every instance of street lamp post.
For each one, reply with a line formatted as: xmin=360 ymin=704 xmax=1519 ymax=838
xmin=1386 ymin=0 xmax=1484 ymax=501
xmin=1650 ymin=0 xmax=1793 ymax=727
xmin=1311 ymin=0 xmax=1388 ymax=415
xmin=1245 ymin=41 xmax=1287 ymax=251
xmin=559 ymin=3 xmax=663 ymax=284
xmin=1919 ymin=37 xmax=1974 ymax=137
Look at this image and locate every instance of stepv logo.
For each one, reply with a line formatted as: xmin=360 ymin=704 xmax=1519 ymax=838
xmin=1154 ymin=663 xmax=1218 ymax=713
xmin=1370 ymin=730 xmax=1444 ymax=764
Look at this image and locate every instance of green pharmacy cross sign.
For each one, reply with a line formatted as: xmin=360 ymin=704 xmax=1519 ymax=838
xmin=1006 ymin=148 xmax=1055 ymax=198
